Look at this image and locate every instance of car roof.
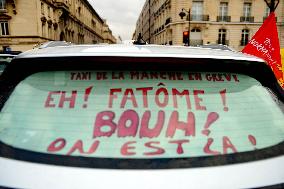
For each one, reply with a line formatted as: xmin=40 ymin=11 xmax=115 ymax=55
xmin=16 ymin=44 xmax=264 ymax=63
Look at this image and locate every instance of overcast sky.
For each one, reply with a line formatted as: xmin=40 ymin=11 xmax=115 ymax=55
xmin=88 ymin=0 xmax=145 ymax=41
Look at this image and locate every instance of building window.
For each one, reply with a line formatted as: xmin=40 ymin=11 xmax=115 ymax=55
xmin=0 ymin=21 xmax=9 ymax=35
xmin=219 ymin=2 xmax=228 ymax=17
xmin=0 ymin=0 xmax=6 ymax=10
xmin=48 ymin=6 xmax=50 ymax=17
xmin=190 ymin=28 xmax=202 ymax=46
xmin=42 ymin=24 xmax=46 ymax=37
xmin=78 ymin=6 xmax=81 ymax=16
xmin=243 ymin=3 xmax=251 ymax=17
xmin=218 ymin=29 xmax=227 ymax=45
xmin=241 ymin=29 xmax=249 ymax=46
xmin=60 ymin=32 xmax=65 ymax=41
xmin=265 ymin=6 xmax=270 ymax=17
xmin=192 ymin=2 xmax=203 ymax=21
xmin=48 ymin=27 xmax=52 ymax=39
xmin=217 ymin=2 xmax=230 ymax=22
xmin=92 ymin=19 xmax=96 ymax=28
xmin=41 ymin=2 xmax=44 ymax=15
xmin=240 ymin=3 xmax=254 ymax=22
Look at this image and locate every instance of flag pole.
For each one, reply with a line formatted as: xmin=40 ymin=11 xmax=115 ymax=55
xmin=264 ymin=0 xmax=280 ymax=12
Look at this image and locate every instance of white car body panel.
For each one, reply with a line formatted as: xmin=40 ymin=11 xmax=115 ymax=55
xmin=17 ymin=44 xmax=264 ymax=63
xmin=0 ymin=156 xmax=284 ymax=189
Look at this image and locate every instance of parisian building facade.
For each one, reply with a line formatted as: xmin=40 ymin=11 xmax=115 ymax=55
xmin=0 ymin=0 xmax=116 ymax=52
xmin=133 ymin=0 xmax=284 ymax=51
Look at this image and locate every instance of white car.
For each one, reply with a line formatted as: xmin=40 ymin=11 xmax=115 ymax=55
xmin=0 ymin=44 xmax=283 ymax=189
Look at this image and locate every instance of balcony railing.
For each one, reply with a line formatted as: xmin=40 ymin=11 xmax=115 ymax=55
xmin=190 ymin=39 xmax=203 ymax=46
xmin=240 ymin=16 xmax=254 ymax=22
xmin=263 ymin=16 xmax=277 ymax=22
xmin=216 ymin=40 xmax=229 ymax=46
xmin=54 ymin=0 xmax=70 ymax=11
xmin=217 ymin=16 xmax=231 ymax=22
xmin=188 ymin=14 xmax=210 ymax=21
xmin=165 ymin=17 xmax=171 ymax=25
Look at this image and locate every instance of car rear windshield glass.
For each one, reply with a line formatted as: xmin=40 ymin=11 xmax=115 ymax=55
xmin=0 ymin=70 xmax=283 ymax=159
xmin=0 ymin=63 xmax=6 ymax=71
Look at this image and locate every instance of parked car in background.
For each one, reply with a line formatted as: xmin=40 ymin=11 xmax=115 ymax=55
xmin=0 ymin=44 xmax=283 ymax=189
xmin=197 ymin=44 xmax=235 ymax=51
xmin=33 ymin=41 xmax=73 ymax=49
xmin=0 ymin=54 xmax=16 ymax=76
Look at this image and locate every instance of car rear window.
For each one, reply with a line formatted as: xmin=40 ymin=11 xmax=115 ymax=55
xmin=0 ymin=70 xmax=283 ymax=159
xmin=0 ymin=63 xmax=6 ymax=71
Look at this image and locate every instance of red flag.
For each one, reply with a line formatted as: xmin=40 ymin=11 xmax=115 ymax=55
xmin=242 ymin=12 xmax=283 ymax=88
